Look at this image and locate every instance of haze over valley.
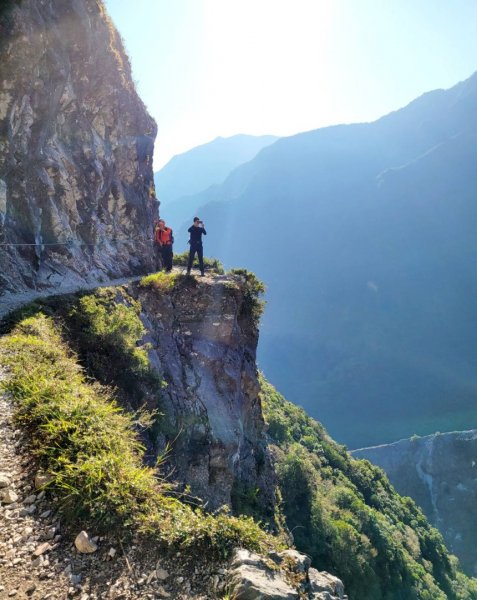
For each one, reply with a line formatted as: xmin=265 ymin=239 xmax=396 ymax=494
xmin=156 ymin=72 xmax=477 ymax=449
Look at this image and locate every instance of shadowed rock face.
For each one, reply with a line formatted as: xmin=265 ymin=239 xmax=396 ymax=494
xmin=131 ymin=275 xmax=276 ymax=517
xmin=0 ymin=0 xmax=158 ymax=295
xmin=353 ymin=431 xmax=477 ymax=576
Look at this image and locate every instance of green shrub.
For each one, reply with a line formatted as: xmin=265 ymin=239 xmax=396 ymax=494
xmin=229 ymin=269 xmax=266 ymax=325
xmin=140 ymin=271 xmax=178 ymax=291
xmin=173 ymin=251 xmax=225 ymax=274
xmin=64 ymin=288 xmax=160 ymax=399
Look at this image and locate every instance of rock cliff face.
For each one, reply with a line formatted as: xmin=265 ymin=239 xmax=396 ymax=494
xmin=131 ymin=274 xmax=277 ymax=516
xmin=353 ymin=430 xmax=477 ymax=575
xmin=0 ymin=0 xmax=158 ymax=296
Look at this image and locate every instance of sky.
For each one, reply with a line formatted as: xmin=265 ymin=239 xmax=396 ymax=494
xmin=104 ymin=0 xmax=477 ymax=170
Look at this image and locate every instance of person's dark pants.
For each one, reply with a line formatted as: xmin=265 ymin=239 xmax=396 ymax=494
xmin=187 ymin=243 xmax=204 ymax=274
xmin=161 ymin=244 xmax=173 ymax=272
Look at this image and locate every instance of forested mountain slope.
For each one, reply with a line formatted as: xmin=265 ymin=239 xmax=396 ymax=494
xmin=261 ymin=377 xmax=477 ymax=600
xmin=353 ymin=430 xmax=477 ymax=576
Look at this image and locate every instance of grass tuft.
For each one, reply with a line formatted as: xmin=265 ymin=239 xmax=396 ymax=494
xmin=139 ymin=271 xmax=178 ymax=291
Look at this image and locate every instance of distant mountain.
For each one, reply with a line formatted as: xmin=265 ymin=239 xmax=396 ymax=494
xmin=353 ymin=431 xmax=477 ymax=576
xmin=155 ymin=134 xmax=278 ymax=245
xmin=181 ymin=71 xmax=477 ymax=449
xmin=154 ymin=134 xmax=278 ymax=206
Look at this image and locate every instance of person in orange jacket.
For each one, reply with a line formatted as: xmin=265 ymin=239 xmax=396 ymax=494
xmin=154 ymin=219 xmax=174 ymax=272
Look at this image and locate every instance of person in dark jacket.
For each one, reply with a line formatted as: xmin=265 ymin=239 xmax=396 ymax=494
xmin=187 ymin=217 xmax=207 ymax=276
xmin=154 ymin=219 xmax=174 ymax=272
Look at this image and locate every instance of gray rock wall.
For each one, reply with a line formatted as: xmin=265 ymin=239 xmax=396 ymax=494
xmin=353 ymin=430 xmax=477 ymax=575
xmin=131 ymin=274 xmax=276 ymax=517
xmin=0 ymin=0 xmax=158 ymax=295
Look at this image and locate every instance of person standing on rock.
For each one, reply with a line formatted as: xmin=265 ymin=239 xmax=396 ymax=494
xmin=154 ymin=219 xmax=174 ymax=272
xmin=187 ymin=217 xmax=207 ymax=276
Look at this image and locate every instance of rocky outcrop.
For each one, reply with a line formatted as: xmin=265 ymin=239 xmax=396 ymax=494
xmin=227 ymin=549 xmax=347 ymax=600
xmin=131 ymin=273 xmax=277 ymax=516
xmin=0 ymin=0 xmax=158 ymax=296
xmin=353 ymin=430 xmax=477 ymax=575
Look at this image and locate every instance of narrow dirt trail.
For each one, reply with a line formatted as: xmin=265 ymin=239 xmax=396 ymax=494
xmin=0 ymin=276 xmax=143 ymax=321
xmin=0 ymin=368 xmax=73 ymax=599
xmin=0 ymin=266 xmax=212 ymax=321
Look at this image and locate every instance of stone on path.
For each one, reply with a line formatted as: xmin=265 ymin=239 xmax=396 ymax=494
xmin=156 ymin=567 xmax=169 ymax=581
xmin=34 ymin=472 xmax=53 ymax=490
xmin=33 ymin=542 xmax=52 ymax=557
xmin=1 ymin=488 xmax=18 ymax=504
xmin=74 ymin=531 xmax=98 ymax=554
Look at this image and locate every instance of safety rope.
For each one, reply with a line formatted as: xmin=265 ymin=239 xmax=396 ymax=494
xmin=0 ymin=238 xmax=153 ymax=247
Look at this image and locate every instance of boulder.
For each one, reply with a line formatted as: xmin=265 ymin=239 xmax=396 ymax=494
xmin=227 ymin=548 xmax=347 ymax=600
xmin=308 ymin=569 xmax=347 ymax=599
xmin=278 ymin=549 xmax=311 ymax=573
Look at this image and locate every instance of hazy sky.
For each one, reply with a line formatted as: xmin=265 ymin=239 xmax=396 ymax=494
xmin=105 ymin=0 xmax=477 ymax=170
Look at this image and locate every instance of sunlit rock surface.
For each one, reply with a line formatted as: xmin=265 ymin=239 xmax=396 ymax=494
xmin=0 ymin=0 xmax=158 ymax=295
xmin=131 ymin=273 xmax=277 ymax=516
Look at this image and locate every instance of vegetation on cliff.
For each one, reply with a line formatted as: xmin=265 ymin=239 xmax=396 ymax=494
xmin=0 ymin=308 xmax=281 ymax=559
xmin=173 ymin=252 xmax=225 ymax=274
xmin=260 ymin=377 xmax=477 ymax=600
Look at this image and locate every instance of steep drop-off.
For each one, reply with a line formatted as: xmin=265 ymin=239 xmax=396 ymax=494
xmin=179 ymin=71 xmax=477 ymax=448
xmin=353 ymin=431 xmax=477 ymax=577
xmin=260 ymin=378 xmax=477 ymax=600
xmin=135 ymin=272 xmax=277 ymax=515
xmin=6 ymin=273 xmax=476 ymax=600
xmin=0 ymin=0 xmax=158 ymax=296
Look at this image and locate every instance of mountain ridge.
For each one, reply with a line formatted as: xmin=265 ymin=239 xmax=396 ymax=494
xmin=154 ymin=133 xmax=278 ymax=205
xmin=353 ymin=429 xmax=477 ymax=575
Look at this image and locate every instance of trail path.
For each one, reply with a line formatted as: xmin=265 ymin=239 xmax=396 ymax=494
xmin=0 ymin=368 xmax=192 ymax=600
xmin=0 ymin=266 xmax=214 ymax=321
xmin=0 ymin=276 xmax=143 ymax=321
xmin=0 ymin=368 xmax=73 ymax=599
